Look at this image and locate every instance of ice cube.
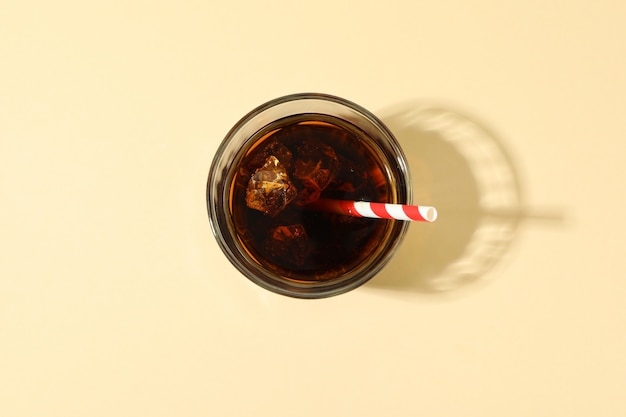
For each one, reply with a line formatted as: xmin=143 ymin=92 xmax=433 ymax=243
xmin=246 ymin=156 xmax=297 ymax=216
xmin=327 ymin=154 xmax=369 ymax=196
xmin=240 ymin=141 xmax=293 ymax=178
xmin=293 ymin=139 xmax=338 ymax=205
xmin=265 ymin=224 xmax=310 ymax=266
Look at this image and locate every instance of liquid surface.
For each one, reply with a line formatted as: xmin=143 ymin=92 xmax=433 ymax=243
xmin=231 ymin=118 xmax=391 ymax=280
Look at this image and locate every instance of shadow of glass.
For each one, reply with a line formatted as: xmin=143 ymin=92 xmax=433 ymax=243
xmin=368 ymin=103 xmax=533 ymax=294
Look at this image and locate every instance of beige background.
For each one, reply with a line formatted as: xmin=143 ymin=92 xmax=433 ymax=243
xmin=2 ymin=1 xmax=625 ymax=416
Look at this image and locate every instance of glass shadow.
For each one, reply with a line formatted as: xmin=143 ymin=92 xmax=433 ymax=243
xmin=368 ymin=103 xmax=525 ymax=294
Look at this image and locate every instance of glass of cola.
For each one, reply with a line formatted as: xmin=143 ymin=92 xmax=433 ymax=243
xmin=207 ymin=93 xmax=412 ymax=298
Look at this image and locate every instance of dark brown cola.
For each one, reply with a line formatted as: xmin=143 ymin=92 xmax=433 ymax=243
xmin=230 ymin=116 xmax=392 ymax=281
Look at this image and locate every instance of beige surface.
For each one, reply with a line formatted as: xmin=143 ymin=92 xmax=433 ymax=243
xmin=2 ymin=1 xmax=625 ymax=416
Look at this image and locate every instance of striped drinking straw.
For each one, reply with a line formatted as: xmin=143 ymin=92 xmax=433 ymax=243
xmin=307 ymin=198 xmax=438 ymax=223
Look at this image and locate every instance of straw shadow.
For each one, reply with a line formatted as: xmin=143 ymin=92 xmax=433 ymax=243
xmin=368 ymin=102 xmax=537 ymax=294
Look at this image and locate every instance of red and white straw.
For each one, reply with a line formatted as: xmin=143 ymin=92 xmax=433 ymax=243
xmin=308 ymin=198 xmax=437 ymax=222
